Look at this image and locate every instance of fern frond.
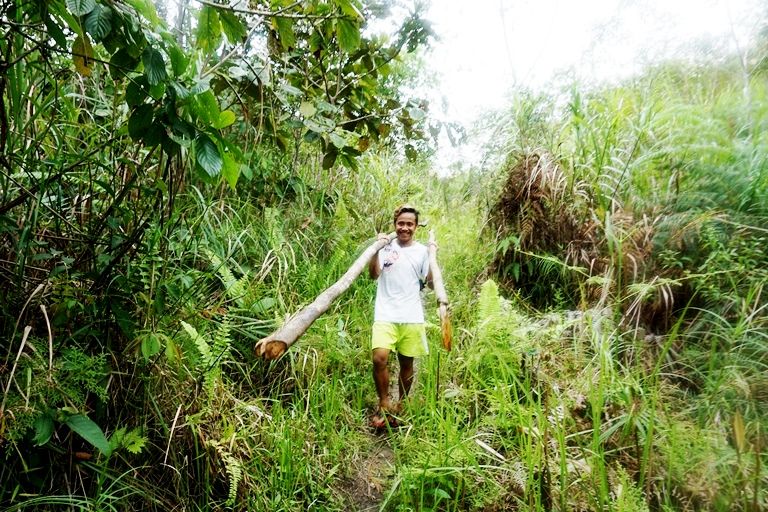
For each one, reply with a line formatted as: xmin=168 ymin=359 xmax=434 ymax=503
xmin=478 ymin=279 xmax=502 ymax=323
xmin=224 ymin=453 xmax=242 ymax=506
xmin=205 ymin=249 xmax=250 ymax=307
xmin=109 ymin=426 xmax=148 ymax=455
xmin=210 ymin=318 xmax=232 ymax=368
xmin=181 ymin=321 xmax=211 ymax=364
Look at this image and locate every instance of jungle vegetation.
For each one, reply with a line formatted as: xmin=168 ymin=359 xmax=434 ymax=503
xmin=1 ymin=0 xmax=766 ymax=510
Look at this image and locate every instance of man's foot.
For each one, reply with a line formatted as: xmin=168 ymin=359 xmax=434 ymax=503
xmin=369 ymin=408 xmax=401 ymax=430
xmin=369 ymin=412 xmax=388 ymax=430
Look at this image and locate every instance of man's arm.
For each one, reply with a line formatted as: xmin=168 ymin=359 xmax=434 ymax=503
xmin=369 ymin=234 xmax=388 ymax=279
xmin=369 ymin=250 xmax=381 ymax=279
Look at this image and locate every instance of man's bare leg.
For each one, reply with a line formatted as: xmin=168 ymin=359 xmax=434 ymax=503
xmin=372 ymin=348 xmax=392 ymax=411
xmin=397 ymin=353 xmax=414 ymax=405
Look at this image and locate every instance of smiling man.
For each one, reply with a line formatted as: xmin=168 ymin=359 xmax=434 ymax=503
xmin=368 ymin=204 xmax=432 ymax=428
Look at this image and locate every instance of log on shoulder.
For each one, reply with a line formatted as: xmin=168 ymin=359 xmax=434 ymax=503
xmin=255 ymin=233 xmax=395 ymax=360
xmin=428 ymin=230 xmax=452 ymax=351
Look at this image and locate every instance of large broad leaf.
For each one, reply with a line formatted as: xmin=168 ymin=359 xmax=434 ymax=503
xmin=128 ymin=104 xmax=155 ymax=140
xmin=273 ymin=16 xmax=295 ymax=50
xmin=167 ymin=43 xmax=189 ymax=77
xmin=195 ymin=134 xmax=222 ymax=177
xmin=72 ymin=35 xmax=93 ymax=76
xmin=66 ymin=0 xmax=95 ymax=16
xmin=85 ymin=4 xmax=113 ymax=41
xmin=299 ymin=101 xmax=317 ymax=118
xmin=109 ymin=48 xmax=141 ymax=80
xmin=124 ymin=0 xmax=160 ymax=25
xmin=125 ymin=76 xmax=150 ymax=107
xmin=196 ymin=6 xmax=222 ymax=54
xmin=337 ymin=0 xmax=363 ymax=20
xmin=221 ymin=152 xmax=240 ymax=190
xmin=219 ymin=10 xmax=246 ymax=44
xmin=336 ymin=18 xmax=360 ymax=53
xmin=192 ymin=90 xmax=220 ymax=126
xmin=213 ymin=110 xmax=236 ymax=129
xmin=44 ymin=14 xmax=68 ymax=49
xmin=140 ymin=333 xmax=162 ymax=360
xmin=33 ymin=412 xmax=55 ymax=446
xmin=322 ymin=148 xmax=338 ymax=169
xmin=66 ymin=414 xmax=112 ymax=456
xmin=143 ymin=48 xmax=168 ymax=86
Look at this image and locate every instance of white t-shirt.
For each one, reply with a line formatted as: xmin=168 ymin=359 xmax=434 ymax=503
xmin=374 ymin=240 xmax=430 ymax=323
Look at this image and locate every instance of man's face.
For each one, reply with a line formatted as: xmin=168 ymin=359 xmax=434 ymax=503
xmin=395 ymin=212 xmax=417 ymax=245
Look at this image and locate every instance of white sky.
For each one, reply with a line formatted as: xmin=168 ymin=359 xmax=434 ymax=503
xmin=422 ymin=0 xmax=765 ymax=172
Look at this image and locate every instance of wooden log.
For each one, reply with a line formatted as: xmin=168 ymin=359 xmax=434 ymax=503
xmin=428 ymin=230 xmax=452 ymax=351
xmin=255 ymin=233 xmax=396 ymax=359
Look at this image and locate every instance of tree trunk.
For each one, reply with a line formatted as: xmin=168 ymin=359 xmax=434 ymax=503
xmin=255 ymin=233 xmax=395 ymax=359
xmin=428 ymin=230 xmax=452 ymax=351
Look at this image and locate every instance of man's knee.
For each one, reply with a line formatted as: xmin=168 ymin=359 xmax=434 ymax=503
xmin=372 ymin=349 xmax=389 ymax=369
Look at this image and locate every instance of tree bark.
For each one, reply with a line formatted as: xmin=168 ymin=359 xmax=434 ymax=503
xmin=255 ymin=233 xmax=395 ymax=359
xmin=428 ymin=230 xmax=452 ymax=351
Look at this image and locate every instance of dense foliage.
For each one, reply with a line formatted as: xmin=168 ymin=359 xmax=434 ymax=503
xmin=1 ymin=0 xmax=767 ymax=510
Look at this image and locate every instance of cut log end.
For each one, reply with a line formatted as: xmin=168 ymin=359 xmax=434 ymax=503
xmin=255 ymin=339 xmax=287 ymax=360
xmin=438 ymin=304 xmax=452 ymax=352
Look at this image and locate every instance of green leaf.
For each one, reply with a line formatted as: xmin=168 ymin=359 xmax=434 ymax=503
xmin=337 ymin=0 xmax=363 ymax=20
xmin=128 ymin=104 xmax=154 ymax=140
xmin=192 ymin=90 xmax=220 ymax=125
xmin=124 ymin=0 xmax=160 ymax=25
xmin=66 ymin=414 xmax=112 ymax=456
xmin=299 ymin=101 xmax=317 ymax=118
xmin=273 ymin=16 xmax=295 ymax=50
xmin=44 ymin=14 xmax=68 ymax=49
xmin=109 ymin=48 xmax=141 ymax=80
xmin=85 ymin=4 xmax=113 ymax=41
xmin=125 ymin=76 xmax=149 ymax=107
xmin=66 ymin=0 xmax=96 ymax=16
xmin=140 ymin=333 xmax=162 ymax=360
xmin=196 ymin=6 xmax=222 ymax=54
xmin=221 ymin=152 xmax=240 ymax=189
xmin=336 ymin=19 xmax=360 ymax=53
xmin=219 ymin=10 xmax=246 ymax=44
xmin=122 ymin=428 xmax=148 ymax=454
xmin=195 ymin=134 xmax=222 ymax=177
xmin=168 ymin=43 xmax=189 ymax=77
xmin=165 ymin=337 xmax=180 ymax=362
xmin=252 ymin=297 xmax=275 ymax=314
xmin=181 ymin=320 xmax=211 ymax=361
xmin=72 ymin=35 xmax=93 ymax=76
xmin=329 ymin=131 xmax=347 ymax=149
xmin=143 ymin=48 xmax=168 ymax=86
xmin=405 ymin=144 xmax=418 ymax=162
xmin=33 ymin=412 xmax=55 ymax=446
xmin=213 ymin=110 xmax=236 ymax=129
xmin=322 ymin=149 xmax=337 ymax=169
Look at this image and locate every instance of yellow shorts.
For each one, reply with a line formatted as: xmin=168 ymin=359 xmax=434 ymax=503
xmin=371 ymin=322 xmax=429 ymax=357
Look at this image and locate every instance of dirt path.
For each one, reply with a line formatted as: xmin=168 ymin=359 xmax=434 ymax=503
xmin=342 ymin=437 xmax=395 ymax=511
xmin=341 ymin=367 xmax=402 ymax=510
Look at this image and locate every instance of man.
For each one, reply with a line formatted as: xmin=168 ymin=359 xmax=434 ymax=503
xmin=368 ymin=204 xmax=432 ymax=428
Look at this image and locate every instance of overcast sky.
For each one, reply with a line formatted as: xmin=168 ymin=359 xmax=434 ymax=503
xmin=421 ymin=0 xmax=765 ymax=172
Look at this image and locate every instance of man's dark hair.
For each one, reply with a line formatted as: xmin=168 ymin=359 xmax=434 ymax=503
xmin=393 ymin=204 xmax=419 ymax=224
